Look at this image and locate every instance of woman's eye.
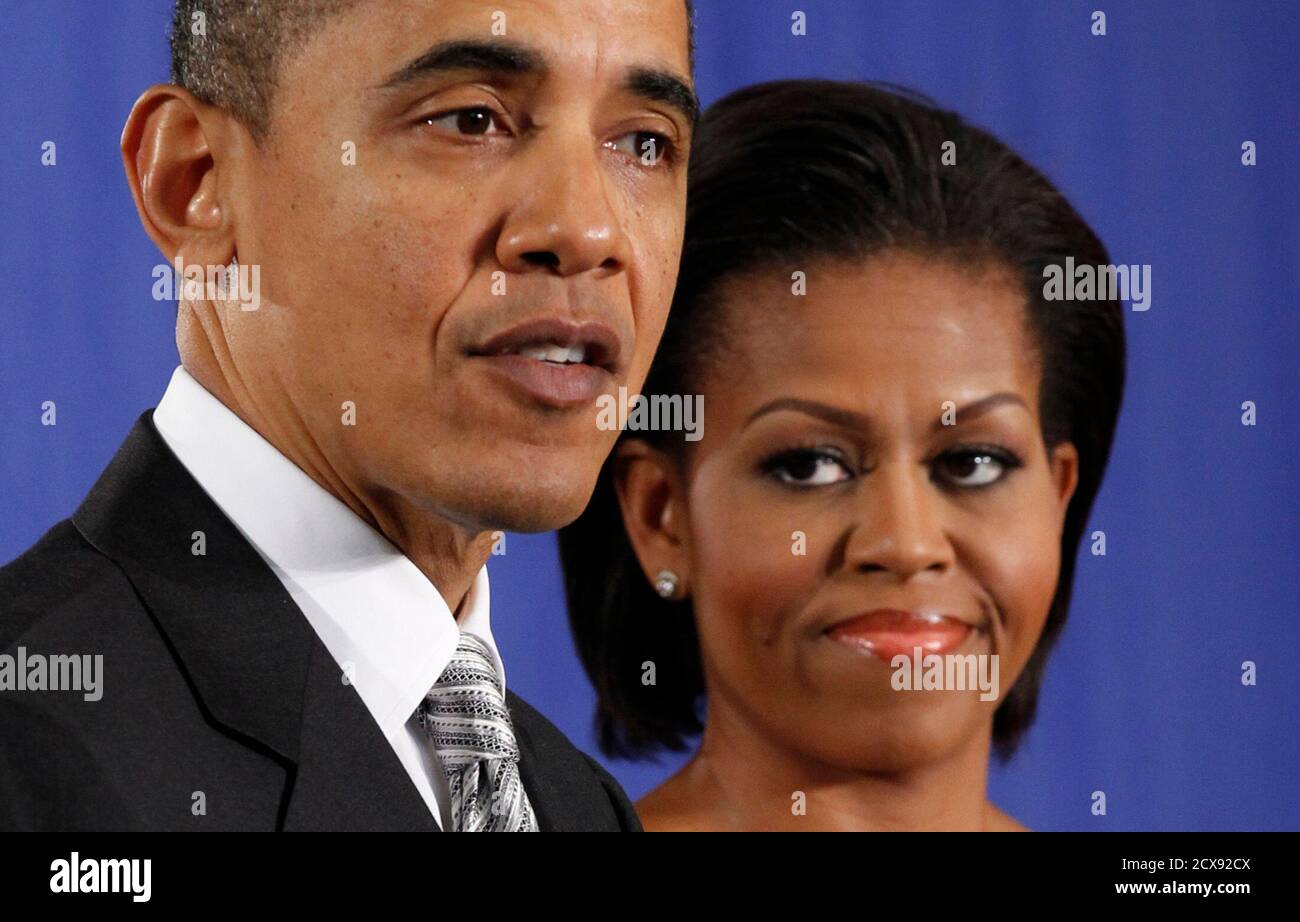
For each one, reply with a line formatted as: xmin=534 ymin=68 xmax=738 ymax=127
xmin=934 ymin=449 xmax=1019 ymax=488
xmin=607 ymin=130 xmax=672 ymax=166
xmin=764 ymin=450 xmax=853 ymax=487
xmin=421 ymin=106 xmax=507 ymax=137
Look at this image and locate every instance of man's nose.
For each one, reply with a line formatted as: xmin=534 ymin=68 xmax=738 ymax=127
xmin=495 ymin=137 xmax=633 ymax=278
xmin=843 ymin=461 xmax=955 ymax=581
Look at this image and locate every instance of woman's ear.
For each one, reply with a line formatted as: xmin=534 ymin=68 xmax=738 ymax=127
xmin=611 ymin=439 xmax=691 ymax=598
xmin=1049 ymin=441 xmax=1080 ymax=525
xmin=120 ymin=84 xmax=236 ymax=270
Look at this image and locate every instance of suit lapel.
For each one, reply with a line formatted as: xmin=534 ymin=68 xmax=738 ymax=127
xmin=508 ymin=690 xmax=613 ymax=832
xmin=282 ymin=640 xmax=440 ymax=831
xmin=72 ymin=411 xmax=438 ymax=831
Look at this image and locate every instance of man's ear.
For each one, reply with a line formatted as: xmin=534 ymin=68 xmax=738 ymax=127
xmin=120 ymin=84 xmax=236 ymax=269
xmin=611 ymin=439 xmax=691 ymax=596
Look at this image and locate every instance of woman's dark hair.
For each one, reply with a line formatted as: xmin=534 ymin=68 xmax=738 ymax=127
xmin=558 ymin=79 xmax=1126 ymax=762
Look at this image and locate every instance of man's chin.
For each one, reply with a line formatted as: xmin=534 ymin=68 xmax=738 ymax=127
xmin=436 ymin=469 xmax=599 ymax=535
xmin=464 ymin=494 xmax=592 ymax=534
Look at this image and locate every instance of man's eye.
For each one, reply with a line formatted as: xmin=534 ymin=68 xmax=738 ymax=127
xmin=934 ymin=448 xmax=1021 ymax=488
xmin=420 ymin=107 xmax=507 ymax=137
xmin=763 ymin=449 xmax=853 ymax=487
xmin=607 ymin=130 xmax=673 ymax=166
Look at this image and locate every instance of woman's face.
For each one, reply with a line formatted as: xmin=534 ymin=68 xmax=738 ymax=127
xmin=673 ymin=251 xmax=1078 ymax=771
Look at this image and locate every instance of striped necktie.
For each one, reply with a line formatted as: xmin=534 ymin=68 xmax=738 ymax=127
xmin=416 ymin=632 xmax=538 ymax=831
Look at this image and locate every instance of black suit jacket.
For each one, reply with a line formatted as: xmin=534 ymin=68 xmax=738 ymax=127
xmin=0 ymin=411 xmax=641 ymax=831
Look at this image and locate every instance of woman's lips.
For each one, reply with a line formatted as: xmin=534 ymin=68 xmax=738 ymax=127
xmin=825 ymin=609 xmax=974 ymax=662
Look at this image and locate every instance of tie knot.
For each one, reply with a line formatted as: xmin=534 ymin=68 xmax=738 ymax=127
xmin=436 ymin=631 xmax=503 ymax=695
xmin=419 ymin=632 xmax=519 ymax=767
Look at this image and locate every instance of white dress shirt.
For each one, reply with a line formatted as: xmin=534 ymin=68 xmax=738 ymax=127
xmin=153 ymin=364 xmax=503 ymax=830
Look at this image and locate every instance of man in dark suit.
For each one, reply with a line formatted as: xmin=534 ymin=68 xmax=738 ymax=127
xmin=0 ymin=0 xmax=698 ymax=831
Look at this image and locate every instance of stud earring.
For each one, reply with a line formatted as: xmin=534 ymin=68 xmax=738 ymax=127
xmin=653 ymin=569 xmax=680 ymax=599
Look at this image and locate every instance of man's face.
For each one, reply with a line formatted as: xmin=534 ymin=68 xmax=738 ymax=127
xmin=217 ymin=0 xmax=693 ymax=533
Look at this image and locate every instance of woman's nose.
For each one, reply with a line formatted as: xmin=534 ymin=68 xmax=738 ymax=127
xmin=843 ymin=461 xmax=955 ymax=580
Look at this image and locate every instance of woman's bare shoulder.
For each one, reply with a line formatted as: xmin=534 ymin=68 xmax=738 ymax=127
xmin=984 ymin=802 xmax=1030 ymax=831
xmin=635 ymin=775 xmax=721 ymax=832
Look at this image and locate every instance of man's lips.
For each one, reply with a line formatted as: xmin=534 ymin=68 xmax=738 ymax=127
xmin=469 ymin=317 xmax=622 ymax=371
xmin=825 ymin=609 xmax=979 ymax=662
xmin=470 ymin=354 xmax=613 ymax=409
xmin=467 ymin=316 xmax=623 ymax=410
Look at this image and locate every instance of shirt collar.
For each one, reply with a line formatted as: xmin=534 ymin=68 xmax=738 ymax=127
xmin=151 ymin=364 xmax=504 ymax=740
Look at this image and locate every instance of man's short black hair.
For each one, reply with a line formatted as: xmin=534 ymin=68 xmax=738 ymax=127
xmin=170 ymin=0 xmax=359 ymax=141
xmin=559 ymin=79 xmax=1127 ymax=763
xmin=171 ymin=0 xmax=696 ymax=142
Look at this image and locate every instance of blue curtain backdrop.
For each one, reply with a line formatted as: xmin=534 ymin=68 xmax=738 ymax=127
xmin=1 ymin=1 xmax=1296 ymax=830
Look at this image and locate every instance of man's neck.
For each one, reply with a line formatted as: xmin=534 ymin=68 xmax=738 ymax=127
xmin=177 ymin=328 xmax=491 ymax=615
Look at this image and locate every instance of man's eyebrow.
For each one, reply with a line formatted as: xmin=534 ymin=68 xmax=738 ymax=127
xmin=374 ymin=38 xmax=699 ymax=128
xmin=626 ymin=67 xmax=700 ymax=129
xmin=745 ymin=393 xmax=1029 ymax=431
xmin=376 ymin=39 xmax=545 ymax=91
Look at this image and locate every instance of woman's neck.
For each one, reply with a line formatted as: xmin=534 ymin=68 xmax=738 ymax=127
xmin=638 ymin=693 xmax=1020 ymax=832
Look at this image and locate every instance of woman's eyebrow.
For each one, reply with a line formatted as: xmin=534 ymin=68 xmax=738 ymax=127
xmin=928 ymin=392 xmax=1028 ymax=432
xmin=745 ymin=393 xmax=1029 ymax=431
xmin=745 ymin=398 xmax=869 ymax=430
